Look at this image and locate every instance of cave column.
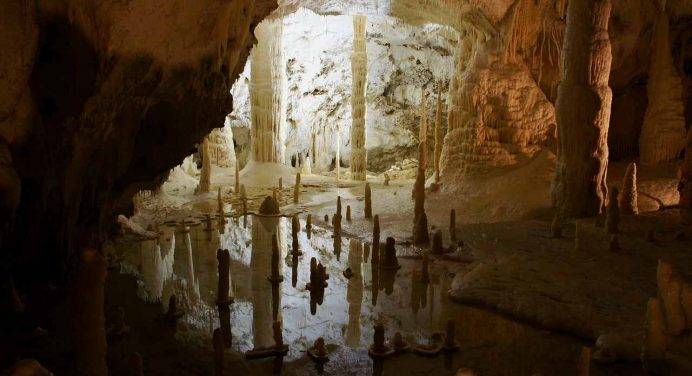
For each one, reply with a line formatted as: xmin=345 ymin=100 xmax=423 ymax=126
xmin=250 ymin=18 xmax=286 ymax=164
xmin=639 ymin=3 xmax=687 ymax=165
xmin=552 ymin=0 xmax=612 ymax=218
xmin=350 ymin=15 xmax=368 ymax=181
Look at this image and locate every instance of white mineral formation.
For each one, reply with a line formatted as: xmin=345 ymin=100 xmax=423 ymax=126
xmin=553 ymin=0 xmax=612 ymax=217
xmin=195 ymin=138 xmax=212 ymax=194
xmin=350 ymin=14 xmax=368 ymax=181
xmin=639 ymin=3 xmax=687 ymax=165
xmin=207 ymin=126 xmax=236 ymax=168
xmin=250 ymin=18 xmax=286 ymax=164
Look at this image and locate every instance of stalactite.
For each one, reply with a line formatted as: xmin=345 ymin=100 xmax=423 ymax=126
xmin=639 ymin=3 xmax=687 ymax=166
xmin=350 ymin=14 xmax=368 ymax=181
xmin=250 ymin=19 xmax=286 ymax=164
xmin=552 ymin=0 xmax=612 ymax=218
xmin=195 ymin=138 xmax=211 ymax=194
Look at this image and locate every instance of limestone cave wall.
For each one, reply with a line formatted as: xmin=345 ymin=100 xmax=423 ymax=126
xmin=0 ymin=0 xmax=277 ymax=284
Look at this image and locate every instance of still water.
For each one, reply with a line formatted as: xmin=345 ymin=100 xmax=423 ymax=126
xmin=111 ymin=213 xmax=632 ymax=375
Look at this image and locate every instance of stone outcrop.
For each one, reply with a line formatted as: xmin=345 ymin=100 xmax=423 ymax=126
xmin=552 ymin=0 xmax=612 ymax=218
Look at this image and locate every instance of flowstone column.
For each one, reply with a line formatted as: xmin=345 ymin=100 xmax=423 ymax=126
xmin=552 ymin=0 xmax=612 ymax=218
xmin=350 ymin=15 xmax=368 ymax=181
xmin=639 ymin=4 xmax=687 ymax=165
xmin=250 ymin=19 xmax=286 ymax=164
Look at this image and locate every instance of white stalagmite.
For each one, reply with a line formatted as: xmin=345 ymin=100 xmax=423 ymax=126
xmin=350 ymin=14 xmax=368 ymax=181
xmin=639 ymin=3 xmax=687 ymax=166
xmin=250 ymin=18 xmax=286 ymax=164
xmin=195 ymin=137 xmax=211 ymax=194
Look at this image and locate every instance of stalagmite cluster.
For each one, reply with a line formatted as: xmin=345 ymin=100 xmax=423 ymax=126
xmin=553 ymin=0 xmax=612 ymax=218
xmin=250 ymin=19 xmax=286 ymax=164
xmin=350 ymin=15 xmax=368 ymax=181
xmin=639 ymin=3 xmax=687 ymax=166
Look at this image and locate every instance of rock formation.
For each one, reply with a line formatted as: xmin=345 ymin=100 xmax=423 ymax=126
xmin=639 ymin=3 xmax=687 ymax=165
xmin=195 ymin=138 xmax=212 ymax=194
xmin=619 ymin=162 xmax=638 ymax=215
xmin=364 ymin=183 xmax=373 ymax=219
xmin=251 ymin=18 xmax=286 ymax=164
xmin=350 ymin=15 xmax=368 ymax=181
xmin=553 ymin=0 xmax=613 ymax=218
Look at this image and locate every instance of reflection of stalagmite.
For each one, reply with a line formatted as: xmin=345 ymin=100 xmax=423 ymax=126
xmin=250 ymin=19 xmax=286 ymax=163
xmin=251 ymin=196 xmax=283 ymax=348
xmin=364 ymin=183 xmax=372 ymax=219
xmin=293 ymin=173 xmax=301 ymax=204
xmin=350 ymin=14 xmax=368 ymax=181
xmin=183 ymin=228 xmax=199 ymax=301
xmin=372 ymin=215 xmax=380 ymax=264
xmin=639 ymin=4 xmax=687 ymax=165
xmin=412 ymin=165 xmax=428 ymax=245
xmin=346 ymin=239 xmax=364 ymax=347
xmin=196 ymin=138 xmax=211 ymax=194
xmin=140 ymin=237 xmax=174 ymax=302
xmin=70 ymin=250 xmax=108 ymax=376
xmin=553 ymin=0 xmax=612 ymax=218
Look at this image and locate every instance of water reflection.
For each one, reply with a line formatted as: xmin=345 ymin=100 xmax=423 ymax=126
xmin=116 ymin=211 xmax=602 ymax=375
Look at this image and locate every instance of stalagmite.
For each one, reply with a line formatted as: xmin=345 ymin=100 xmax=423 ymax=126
xmin=196 ymin=138 xmax=212 ymax=194
xmin=431 ymin=230 xmax=444 ymax=254
xmin=291 ymin=215 xmax=301 ymax=256
xmin=639 ymin=3 xmax=687 ymax=165
xmin=606 ymin=187 xmax=619 ymax=234
xmin=551 ymin=214 xmax=563 ymax=238
xmin=384 ymin=173 xmax=390 ymax=186
xmin=443 ymin=320 xmax=459 ymax=351
xmin=350 ymin=15 xmax=368 ymax=181
xmin=293 ymin=173 xmax=301 ymax=204
xmin=434 ymin=84 xmax=443 ymax=184
xmin=250 ymin=19 xmax=286 ymax=164
xmin=657 ymin=261 xmax=685 ymax=336
xmin=413 ymin=212 xmax=430 ymax=246
xmin=553 ymin=0 xmax=612 ymax=218
xmin=576 ymin=346 xmax=591 ymax=376
xmin=235 ymin=160 xmax=240 ymax=194
xmin=217 ymin=188 xmax=225 ymax=217
xmin=364 ymin=183 xmax=372 ymax=219
xmin=372 ymin=215 xmax=380 ymax=264
xmin=336 ymin=126 xmax=341 ymax=181
xmin=369 ymin=322 xmax=393 ymax=358
xmin=346 ymin=205 xmax=352 ymax=221
xmin=381 ymin=237 xmax=400 ymax=270
xmin=418 ymin=90 xmax=429 ymax=171
xmin=70 ymin=249 xmax=107 ymax=376
xmin=306 ymin=214 xmax=312 ymax=231
xmin=450 ymin=209 xmax=456 ymax=242
xmin=619 ymin=163 xmax=638 ymax=214
xmin=642 ymin=297 xmax=667 ymax=367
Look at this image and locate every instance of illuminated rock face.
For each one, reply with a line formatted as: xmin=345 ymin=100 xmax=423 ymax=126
xmin=250 ymin=19 xmax=287 ymax=164
xmin=553 ymin=0 xmax=613 ymax=218
xmin=639 ymin=7 xmax=686 ymax=166
xmin=350 ymin=15 xmax=368 ymax=181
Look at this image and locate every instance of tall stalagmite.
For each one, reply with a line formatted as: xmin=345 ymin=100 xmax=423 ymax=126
xmin=250 ymin=19 xmax=286 ymax=164
xmin=553 ymin=0 xmax=612 ymax=218
xmin=418 ymin=91 xmax=429 ymax=172
xmin=195 ymin=138 xmax=211 ymax=194
xmin=434 ymin=84 xmax=443 ymax=184
xmin=639 ymin=3 xmax=687 ymax=166
xmin=620 ymin=162 xmax=638 ymax=214
xmin=350 ymin=15 xmax=368 ymax=181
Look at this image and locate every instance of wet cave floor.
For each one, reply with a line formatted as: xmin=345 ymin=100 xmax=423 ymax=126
xmin=103 ymin=176 xmax=653 ymax=375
